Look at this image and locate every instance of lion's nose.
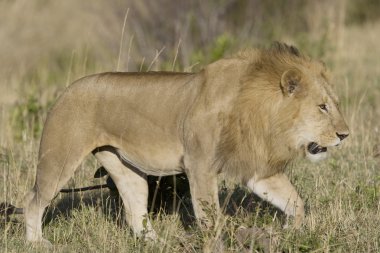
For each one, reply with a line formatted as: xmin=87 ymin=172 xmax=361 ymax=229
xmin=336 ymin=132 xmax=349 ymax=141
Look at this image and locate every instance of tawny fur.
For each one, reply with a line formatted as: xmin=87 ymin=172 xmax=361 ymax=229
xmin=24 ymin=42 xmax=349 ymax=245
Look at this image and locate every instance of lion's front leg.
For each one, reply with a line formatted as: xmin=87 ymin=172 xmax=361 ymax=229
xmin=185 ymin=164 xmax=225 ymax=252
xmin=247 ymin=173 xmax=305 ymax=228
xmin=184 ymin=158 xmax=220 ymax=228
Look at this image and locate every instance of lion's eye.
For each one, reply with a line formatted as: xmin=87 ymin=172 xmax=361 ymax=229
xmin=319 ymin=104 xmax=328 ymax=112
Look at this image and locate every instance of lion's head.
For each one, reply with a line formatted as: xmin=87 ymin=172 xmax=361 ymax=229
xmin=280 ymin=66 xmax=349 ymax=162
xmin=253 ymin=42 xmax=350 ymax=164
xmin=216 ymin=43 xmax=349 ymax=179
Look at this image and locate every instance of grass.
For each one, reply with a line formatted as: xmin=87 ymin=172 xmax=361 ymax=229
xmin=1 ymin=2 xmax=380 ymax=252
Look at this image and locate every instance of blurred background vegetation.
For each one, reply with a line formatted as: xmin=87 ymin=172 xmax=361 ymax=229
xmin=1 ymin=1 xmax=380 ymax=251
xmin=1 ymin=0 xmax=380 ymax=165
xmin=1 ymin=0 xmax=379 ymax=142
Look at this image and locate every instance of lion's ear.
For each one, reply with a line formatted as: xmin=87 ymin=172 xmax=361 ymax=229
xmin=280 ymin=69 xmax=303 ymax=96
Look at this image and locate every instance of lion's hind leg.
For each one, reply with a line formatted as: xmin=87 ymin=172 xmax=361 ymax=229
xmin=94 ymin=147 xmax=156 ymax=240
xmin=24 ymin=137 xmax=95 ymax=245
xmin=24 ymin=188 xmax=53 ymax=247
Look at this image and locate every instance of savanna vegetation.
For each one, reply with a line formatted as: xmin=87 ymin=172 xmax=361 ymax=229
xmin=1 ymin=0 xmax=380 ymax=252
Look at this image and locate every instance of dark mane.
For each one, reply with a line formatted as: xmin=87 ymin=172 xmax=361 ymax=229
xmin=270 ymin=41 xmax=302 ymax=58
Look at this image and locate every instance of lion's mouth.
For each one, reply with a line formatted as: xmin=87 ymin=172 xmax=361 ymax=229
xmin=307 ymin=142 xmax=327 ymax=154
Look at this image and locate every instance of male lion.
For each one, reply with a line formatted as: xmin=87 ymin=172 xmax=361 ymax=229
xmin=24 ymin=42 xmax=349 ymax=245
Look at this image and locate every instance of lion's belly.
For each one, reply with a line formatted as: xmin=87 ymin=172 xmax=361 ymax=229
xmin=115 ymin=143 xmax=185 ymax=176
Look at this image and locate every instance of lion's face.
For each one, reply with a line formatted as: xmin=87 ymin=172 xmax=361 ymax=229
xmin=280 ymin=68 xmax=349 ymax=162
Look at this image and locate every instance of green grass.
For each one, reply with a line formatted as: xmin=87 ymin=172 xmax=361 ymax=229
xmin=1 ymin=3 xmax=380 ymax=252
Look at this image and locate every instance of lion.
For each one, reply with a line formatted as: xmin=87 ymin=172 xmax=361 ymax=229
xmin=24 ymin=42 xmax=349 ymax=246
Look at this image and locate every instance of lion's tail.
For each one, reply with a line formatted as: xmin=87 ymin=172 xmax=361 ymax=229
xmin=0 ymin=202 xmax=24 ymax=216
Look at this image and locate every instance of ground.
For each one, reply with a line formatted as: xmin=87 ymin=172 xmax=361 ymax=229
xmin=1 ymin=16 xmax=380 ymax=253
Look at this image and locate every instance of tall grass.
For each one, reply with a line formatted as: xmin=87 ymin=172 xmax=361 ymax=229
xmin=1 ymin=1 xmax=380 ymax=252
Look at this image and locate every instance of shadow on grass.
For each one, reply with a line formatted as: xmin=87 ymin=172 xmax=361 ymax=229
xmin=42 ymin=174 xmax=286 ymax=230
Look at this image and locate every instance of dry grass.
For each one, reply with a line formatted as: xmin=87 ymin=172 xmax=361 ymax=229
xmin=1 ymin=1 xmax=380 ymax=252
